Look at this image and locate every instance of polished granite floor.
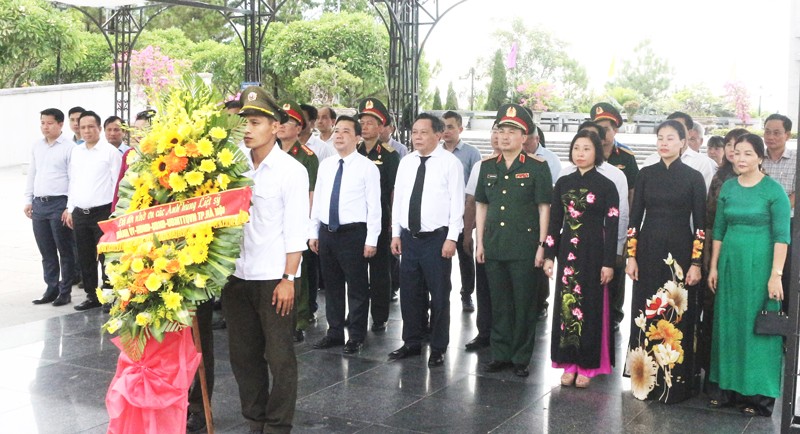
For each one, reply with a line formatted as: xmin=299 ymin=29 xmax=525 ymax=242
xmin=0 ymin=289 xmax=784 ymax=434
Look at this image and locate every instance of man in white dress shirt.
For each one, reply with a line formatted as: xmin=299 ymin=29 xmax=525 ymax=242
xmin=65 ymin=111 xmax=122 ymax=311
xmin=300 ymin=104 xmax=336 ymax=162
xmin=641 ymin=112 xmax=716 ymax=190
xmin=388 ymin=113 xmax=464 ymax=368
xmin=25 ymin=108 xmax=76 ymax=307
xmin=309 ymin=116 xmax=381 ymax=354
xmin=316 ymin=106 xmax=336 ymax=145
xmin=222 ymin=86 xmax=309 ymax=433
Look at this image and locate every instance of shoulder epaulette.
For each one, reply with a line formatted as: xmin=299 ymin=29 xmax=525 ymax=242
xmin=617 ymin=146 xmax=635 ymax=156
xmin=381 ymin=142 xmax=396 ymax=153
xmin=526 ymin=152 xmax=546 ymax=163
xmin=481 ymin=154 xmax=497 ymax=162
xmin=301 ymin=144 xmax=315 ymax=156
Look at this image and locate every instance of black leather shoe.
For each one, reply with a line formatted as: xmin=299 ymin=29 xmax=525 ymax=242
xmin=32 ymin=293 xmax=57 ymax=305
xmin=343 ymin=340 xmax=363 ymax=354
xmin=484 ymin=360 xmax=513 ymax=372
xmin=52 ymin=294 xmax=71 ymax=307
xmin=102 ymin=303 xmax=111 ymax=313
xmin=294 ymin=329 xmax=305 ymax=343
xmin=186 ymin=412 xmax=207 ymax=433
xmin=312 ymin=336 xmax=344 ymax=349
xmin=613 ymin=322 xmax=620 ymax=332
xmin=537 ymin=307 xmax=548 ymax=321
xmin=465 ymin=336 xmax=490 ymax=351
xmin=77 ymin=280 xmax=85 ymax=289
xmin=428 ymin=350 xmax=445 ymax=367
xmin=388 ymin=345 xmax=421 ymax=360
xmin=462 ymin=298 xmax=475 ymax=312
xmin=74 ymin=299 xmax=102 ymax=311
xmin=371 ymin=321 xmax=387 ymax=332
xmin=513 ymin=364 xmax=530 ymax=377
xmin=390 ymin=291 xmax=399 ymax=302
xmin=212 ymin=317 xmax=227 ymax=330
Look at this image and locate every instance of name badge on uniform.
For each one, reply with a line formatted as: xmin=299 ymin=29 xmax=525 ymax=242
xmin=515 ymin=173 xmax=529 ymax=179
xmin=373 ymin=160 xmax=383 ymax=165
xmin=486 ymin=174 xmax=497 ymax=179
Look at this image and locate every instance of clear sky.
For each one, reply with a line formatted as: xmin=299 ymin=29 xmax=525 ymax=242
xmin=422 ymin=0 xmax=791 ymax=114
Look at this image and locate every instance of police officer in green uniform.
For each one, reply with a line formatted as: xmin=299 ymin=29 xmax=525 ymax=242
xmin=356 ymin=98 xmax=399 ymax=331
xmin=590 ymin=102 xmax=637 ymax=330
xmin=475 ymin=104 xmax=552 ymax=377
xmin=278 ymin=100 xmax=319 ymax=343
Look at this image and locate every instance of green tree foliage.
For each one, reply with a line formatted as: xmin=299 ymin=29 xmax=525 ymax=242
xmin=445 ymin=82 xmax=459 ymax=110
xmin=0 ymin=0 xmax=81 ymax=88
xmin=607 ymin=39 xmax=672 ymax=103
xmin=262 ymin=12 xmax=388 ymax=100
xmin=30 ymin=31 xmax=112 ymax=85
xmin=291 ymin=61 xmax=363 ymax=106
xmin=653 ymin=84 xmax=730 ymax=117
xmin=145 ymin=1 xmax=234 ymax=43
xmin=431 ymin=88 xmax=443 ymax=110
xmin=189 ymin=40 xmax=244 ymax=98
xmin=321 ymin=0 xmax=373 ymax=13
xmin=485 ymin=50 xmax=507 ymax=110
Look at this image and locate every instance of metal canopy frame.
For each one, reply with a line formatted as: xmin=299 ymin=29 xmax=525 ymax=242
xmin=372 ymin=0 xmax=466 ymax=143
xmin=53 ymin=0 xmax=285 ymax=123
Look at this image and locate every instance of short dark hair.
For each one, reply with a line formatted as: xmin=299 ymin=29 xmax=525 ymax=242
xmin=656 ymin=119 xmax=687 ymax=140
xmin=68 ymin=106 xmax=85 ymax=116
xmin=723 ymin=128 xmax=749 ymax=144
xmin=300 ymin=104 xmax=318 ymax=122
xmin=442 ymin=110 xmax=462 ymax=127
xmin=78 ymin=111 xmax=101 ymax=127
xmin=706 ymin=135 xmax=725 ymax=148
xmin=414 ymin=112 xmax=445 ymax=133
xmin=578 ymin=120 xmax=607 ymax=139
xmin=735 ymin=134 xmax=766 ymax=167
xmin=224 ymin=100 xmax=243 ymax=110
xmin=40 ymin=108 xmax=64 ymax=123
xmin=103 ymin=115 xmax=124 ymax=129
xmin=386 ymin=114 xmax=394 ymax=126
xmin=667 ymin=111 xmax=694 ymax=130
xmin=335 ymin=115 xmax=362 ymax=136
xmin=764 ymin=113 xmax=792 ymax=132
xmin=568 ymin=129 xmax=604 ymax=167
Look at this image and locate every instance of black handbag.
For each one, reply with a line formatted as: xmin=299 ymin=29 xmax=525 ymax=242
xmin=754 ymin=299 xmax=792 ymax=337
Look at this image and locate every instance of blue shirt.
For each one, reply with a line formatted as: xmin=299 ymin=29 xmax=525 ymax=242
xmin=535 ymin=145 xmax=561 ymax=185
xmin=448 ymin=140 xmax=482 ymax=186
xmin=390 ymin=137 xmax=408 ymax=158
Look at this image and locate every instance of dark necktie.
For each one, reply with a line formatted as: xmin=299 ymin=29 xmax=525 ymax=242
xmin=328 ymin=159 xmax=344 ymax=231
xmin=408 ymin=156 xmax=430 ymax=235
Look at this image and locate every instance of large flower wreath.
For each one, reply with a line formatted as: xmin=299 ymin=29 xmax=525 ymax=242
xmin=96 ymin=75 xmax=252 ymax=360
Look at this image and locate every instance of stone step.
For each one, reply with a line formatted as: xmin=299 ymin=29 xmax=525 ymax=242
xmin=466 ymin=137 xmax=658 ymax=167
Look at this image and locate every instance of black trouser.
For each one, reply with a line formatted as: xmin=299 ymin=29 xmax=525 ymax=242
xmin=367 ymin=222 xmax=392 ymax=324
xmin=456 ymin=232 xmax=475 ymax=300
xmin=608 ymin=255 xmax=627 ymax=326
xmin=399 ymin=229 xmax=452 ymax=352
xmin=72 ymin=204 xmax=111 ymax=298
xmin=391 ymin=254 xmax=400 ymax=293
xmin=536 ymin=265 xmax=550 ymax=311
xmin=188 ymin=299 xmax=214 ymax=414
xmin=319 ymin=224 xmax=370 ymax=342
xmin=306 ymin=249 xmax=321 ymax=314
xmin=475 ymin=262 xmax=492 ymax=338
xmin=31 ymin=196 xmax=75 ymax=297
xmin=223 ymin=276 xmax=296 ymax=434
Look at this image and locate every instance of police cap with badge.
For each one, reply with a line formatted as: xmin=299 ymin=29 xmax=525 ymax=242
xmin=590 ymin=102 xmax=623 ymax=128
xmin=356 ymin=98 xmax=390 ymax=126
xmin=239 ymin=86 xmax=288 ymax=123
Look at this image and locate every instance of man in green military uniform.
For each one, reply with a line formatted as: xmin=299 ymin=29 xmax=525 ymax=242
xmin=356 ymin=98 xmax=400 ymax=331
xmin=278 ymin=99 xmax=319 ymax=343
xmin=590 ymin=102 xmax=636 ymax=331
xmin=475 ymin=103 xmax=552 ymax=377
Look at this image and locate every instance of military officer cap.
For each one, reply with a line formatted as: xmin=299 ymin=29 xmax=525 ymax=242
xmin=495 ymin=103 xmax=534 ymax=135
xmin=357 ymin=98 xmax=390 ymax=126
xmin=239 ymin=86 xmax=288 ymax=123
xmin=590 ymin=102 xmax=623 ymax=128
xmin=278 ymin=99 xmax=306 ymax=129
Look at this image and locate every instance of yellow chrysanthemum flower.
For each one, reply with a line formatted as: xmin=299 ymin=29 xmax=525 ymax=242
xmin=162 ymin=291 xmax=183 ymax=311
xmin=199 ymin=159 xmax=216 ymax=173
xmin=197 ymin=138 xmax=214 ymax=157
xmin=136 ymin=240 xmax=154 ymax=256
xmin=173 ymin=144 xmax=187 ymax=157
xmin=145 ymin=272 xmax=162 ymax=292
xmin=217 ymin=173 xmax=231 ymax=190
xmin=209 ymin=127 xmax=227 ymax=140
xmin=193 ymin=274 xmax=207 ymax=288
xmin=217 ymin=148 xmax=235 ymax=168
xmin=185 ymin=171 xmax=205 ymax=186
xmin=106 ymin=319 xmax=123 ymax=334
xmin=131 ymin=258 xmax=145 ymax=273
xmin=152 ymin=257 xmax=168 ymax=272
xmin=135 ymin=312 xmax=152 ymax=327
xmin=169 ymin=173 xmax=188 ymax=192
xmin=118 ymin=288 xmax=131 ymax=302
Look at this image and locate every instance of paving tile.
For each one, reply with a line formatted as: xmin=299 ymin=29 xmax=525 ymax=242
xmin=381 ymin=395 xmax=518 ymax=433
xmin=297 ymin=382 xmax=422 ymax=424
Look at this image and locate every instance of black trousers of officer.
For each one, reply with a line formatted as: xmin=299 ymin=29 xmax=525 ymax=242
xmin=223 ymin=276 xmax=296 ymax=434
xmin=31 ymin=196 xmax=75 ymax=297
xmin=455 ymin=232 xmax=475 ymax=300
xmin=475 ymin=262 xmax=491 ymax=338
xmin=188 ymin=299 xmax=214 ymax=414
xmin=399 ymin=229 xmax=452 ymax=352
xmin=72 ymin=203 xmax=111 ymax=298
xmin=367 ymin=221 xmax=392 ymax=324
xmin=319 ymin=224 xmax=370 ymax=343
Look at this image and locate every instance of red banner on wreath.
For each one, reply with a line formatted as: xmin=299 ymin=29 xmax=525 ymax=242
xmin=97 ymin=187 xmax=252 ymax=253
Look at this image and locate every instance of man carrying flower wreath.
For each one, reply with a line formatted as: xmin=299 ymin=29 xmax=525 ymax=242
xmin=224 ymin=86 xmax=310 ymax=433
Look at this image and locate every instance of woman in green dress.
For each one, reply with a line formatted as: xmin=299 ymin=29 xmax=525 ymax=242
xmin=708 ymin=133 xmax=791 ymax=416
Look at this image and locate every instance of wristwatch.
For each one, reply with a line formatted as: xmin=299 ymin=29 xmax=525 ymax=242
xmin=538 ymin=241 xmax=546 ymax=248
xmin=282 ymin=273 xmax=295 ymax=282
